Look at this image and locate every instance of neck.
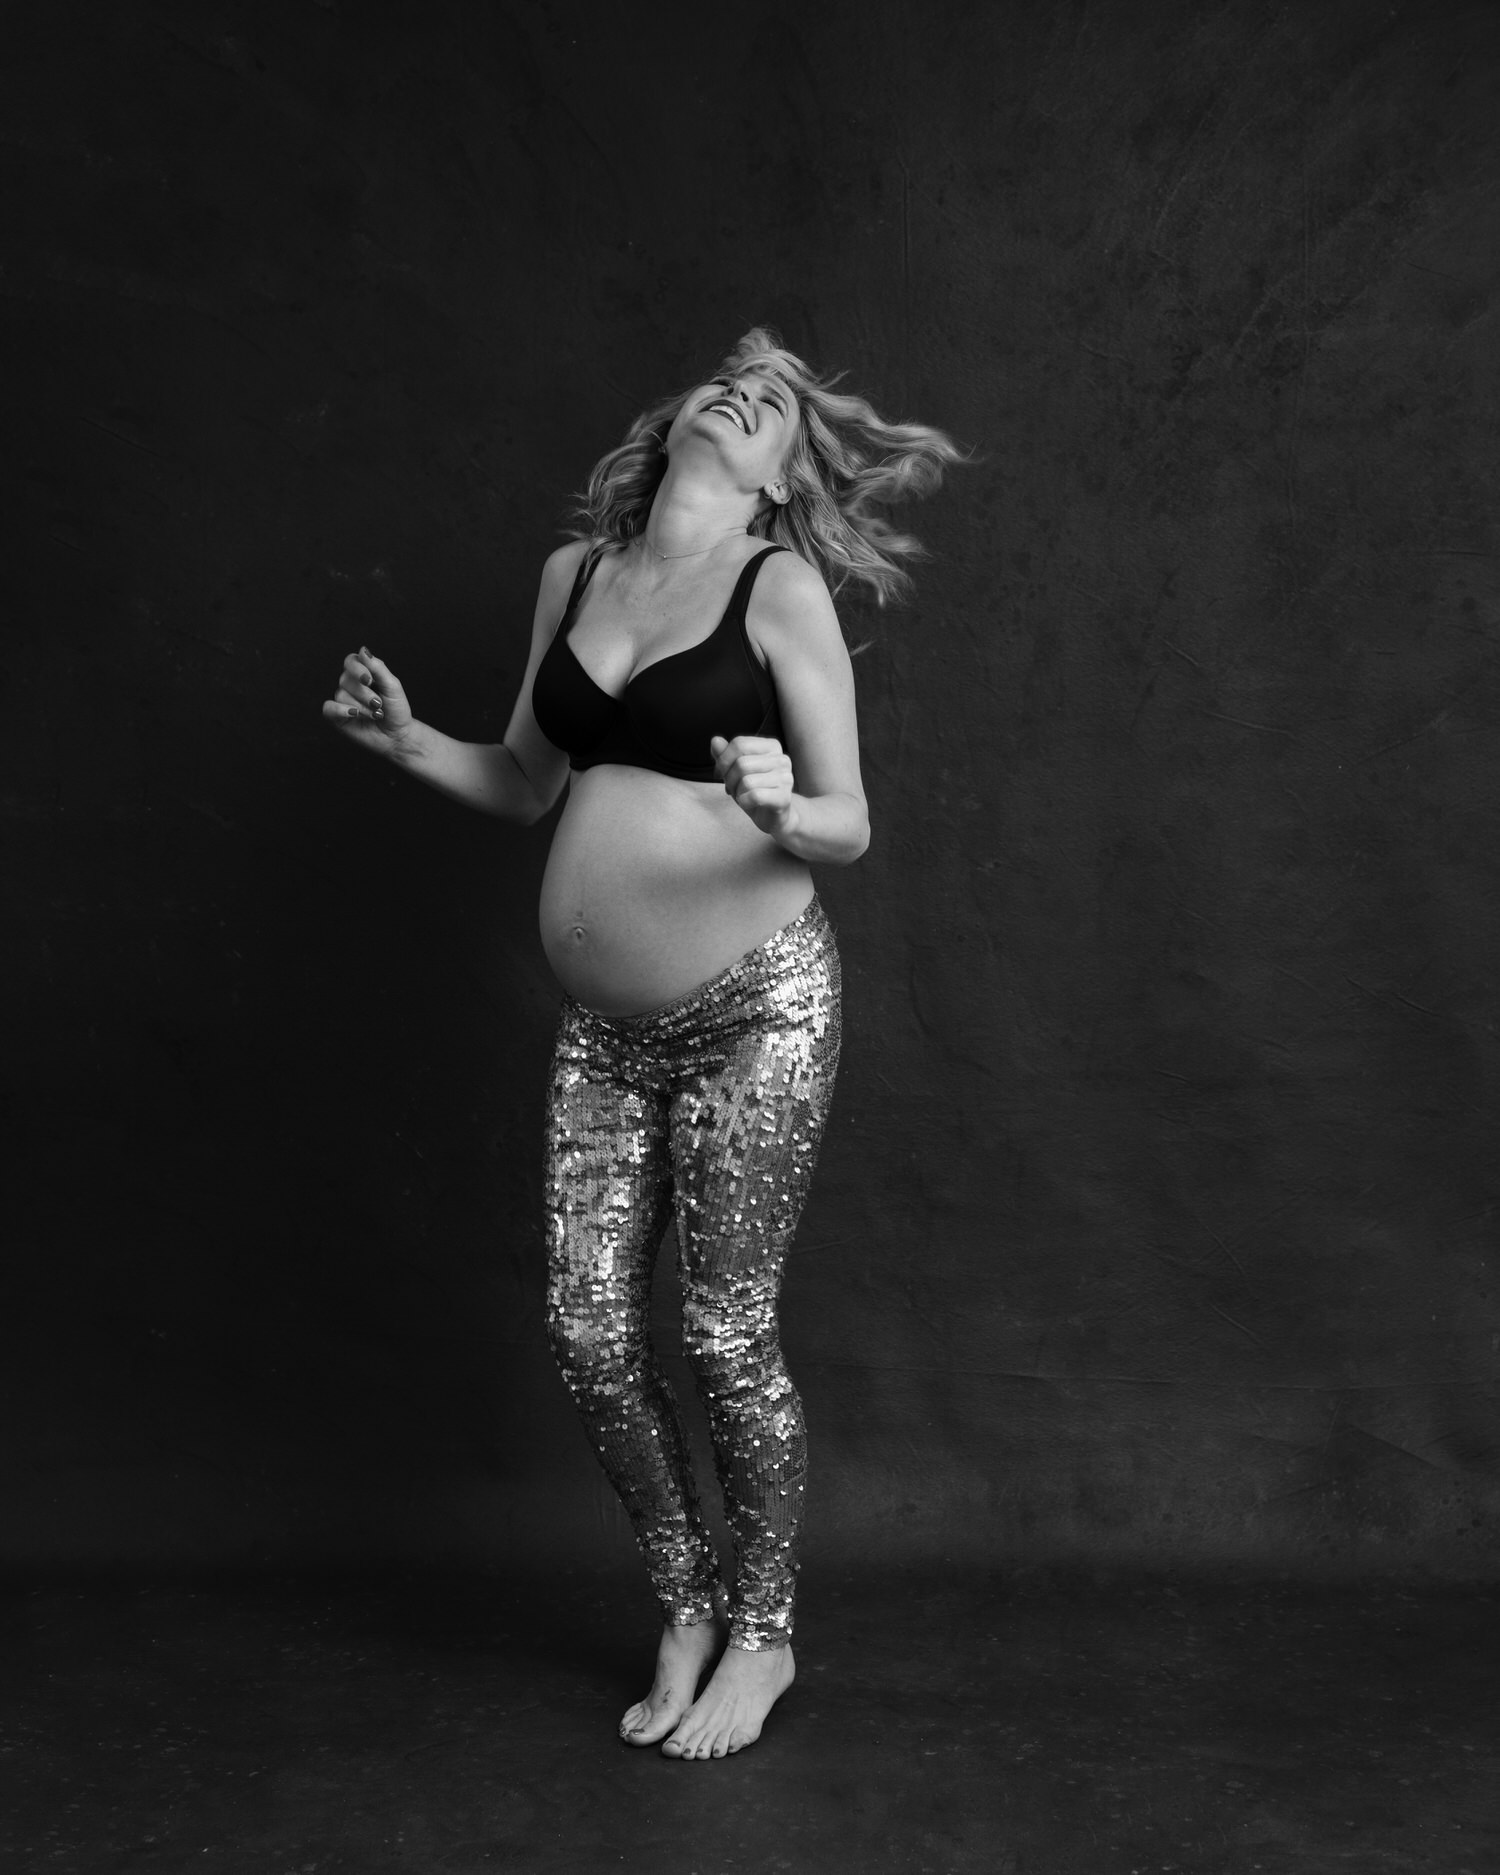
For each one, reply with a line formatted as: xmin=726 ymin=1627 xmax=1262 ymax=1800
xmin=641 ymin=461 xmax=758 ymax=560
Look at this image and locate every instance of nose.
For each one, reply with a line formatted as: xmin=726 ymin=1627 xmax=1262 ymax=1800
xmin=727 ymin=378 xmax=751 ymax=403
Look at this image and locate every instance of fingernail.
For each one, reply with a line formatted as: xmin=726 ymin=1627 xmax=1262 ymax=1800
xmin=347 ymin=706 xmax=362 ymax=718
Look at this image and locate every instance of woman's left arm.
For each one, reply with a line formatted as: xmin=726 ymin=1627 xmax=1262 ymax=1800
xmin=711 ymin=553 xmax=871 ymax=866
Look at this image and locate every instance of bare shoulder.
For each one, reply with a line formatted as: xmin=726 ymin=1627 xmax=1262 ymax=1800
xmin=756 ymin=546 xmax=832 ymax=608
xmin=749 ymin=548 xmax=842 ymax=654
xmin=529 ymin=537 xmax=597 ymax=638
xmin=541 ymin=536 xmax=597 ymax=593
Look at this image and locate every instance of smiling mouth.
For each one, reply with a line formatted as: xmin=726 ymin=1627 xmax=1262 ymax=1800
xmin=704 ymin=400 xmax=751 ymax=434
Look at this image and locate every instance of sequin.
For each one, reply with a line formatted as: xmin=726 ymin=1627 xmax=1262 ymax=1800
xmin=543 ymin=897 xmax=841 ymax=1652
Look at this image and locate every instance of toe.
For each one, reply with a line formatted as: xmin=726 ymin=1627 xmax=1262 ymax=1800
xmin=625 ymin=1705 xmax=682 ymax=1747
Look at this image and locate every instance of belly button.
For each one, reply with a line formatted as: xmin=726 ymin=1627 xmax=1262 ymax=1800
xmin=569 ymin=923 xmax=588 ymax=947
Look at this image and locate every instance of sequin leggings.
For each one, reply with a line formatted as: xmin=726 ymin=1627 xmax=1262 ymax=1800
xmin=543 ymin=897 xmax=841 ymax=1652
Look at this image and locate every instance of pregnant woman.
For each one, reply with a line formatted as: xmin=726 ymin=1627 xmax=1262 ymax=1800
xmin=324 ymin=328 xmax=959 ymax=1759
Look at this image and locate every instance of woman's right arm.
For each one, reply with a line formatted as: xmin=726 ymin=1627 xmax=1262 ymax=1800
xmin=321 ymin=541 xmax=587 ymax=825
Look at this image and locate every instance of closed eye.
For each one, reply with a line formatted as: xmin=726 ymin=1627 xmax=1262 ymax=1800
xmin=712 ymin=375 xmax=788 ymax=415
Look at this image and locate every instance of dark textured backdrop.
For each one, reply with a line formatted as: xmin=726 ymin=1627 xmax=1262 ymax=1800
xmin=5 ymin=0 xmax=1497 ymax=1578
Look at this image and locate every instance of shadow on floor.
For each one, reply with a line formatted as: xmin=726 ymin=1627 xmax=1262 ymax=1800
xmin=5 ymin=1563 xmax=1496 ymax=1873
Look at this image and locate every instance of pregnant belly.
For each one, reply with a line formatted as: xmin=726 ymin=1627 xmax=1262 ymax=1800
xmin=539 ymin=766 xmax=814 ymax=1016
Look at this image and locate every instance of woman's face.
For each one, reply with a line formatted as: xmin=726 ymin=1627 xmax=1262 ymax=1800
xmin=668 ymin=365 xmax=801 ymax=495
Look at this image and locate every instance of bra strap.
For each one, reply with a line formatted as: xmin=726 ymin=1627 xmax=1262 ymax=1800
xmin=731 ymin=543 xmax=789 ymax=679
xmin=727 ymin=542 xmax=788 ymax=623
xmin=554 ymin=540 xmax=606 ymax=637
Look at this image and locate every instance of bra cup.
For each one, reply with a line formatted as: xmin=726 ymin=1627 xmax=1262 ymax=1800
xmin=626 ymin=623 xmax=774 ymax=770
xmin=531 ymin=624 xmax=618 ymax=759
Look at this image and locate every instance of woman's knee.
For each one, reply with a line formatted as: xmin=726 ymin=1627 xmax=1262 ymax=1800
xmin=546 ymin=1291 xmax=643 ymax=1384
xmin=680 ymin=1293 xmax=782 ymax=1393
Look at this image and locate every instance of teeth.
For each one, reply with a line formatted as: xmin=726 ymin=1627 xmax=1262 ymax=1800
xmin=708 ymin=401 xmax=748 ymax=432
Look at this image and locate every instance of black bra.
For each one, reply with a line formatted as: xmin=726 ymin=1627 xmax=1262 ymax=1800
xmin=531 ymin=543 xmax=786 ymax=782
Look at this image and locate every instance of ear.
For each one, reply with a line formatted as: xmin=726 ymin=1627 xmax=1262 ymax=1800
xmin=763 ymin=478 xmax=791 ymax=507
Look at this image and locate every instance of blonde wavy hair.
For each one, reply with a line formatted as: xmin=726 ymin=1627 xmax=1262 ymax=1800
xmin=569 ymin=328 xmax=964 ymax=605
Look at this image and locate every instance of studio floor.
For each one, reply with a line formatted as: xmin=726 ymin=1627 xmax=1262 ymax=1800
xmin=4 ymin=1564 xmax=1495 ymax=1874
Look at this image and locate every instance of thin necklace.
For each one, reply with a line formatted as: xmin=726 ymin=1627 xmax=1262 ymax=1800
xmin=643 ymin=529 xmax=746 ymax=563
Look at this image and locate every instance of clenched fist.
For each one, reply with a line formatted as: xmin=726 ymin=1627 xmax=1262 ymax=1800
xmin=711 ymin=734 xmax=796 ymax=838
xmin=321 ymin=647 xmax=413 ymax=752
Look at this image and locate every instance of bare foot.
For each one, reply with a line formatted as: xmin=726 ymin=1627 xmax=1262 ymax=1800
xmin=660 ymin=1641 xmax=795 ymax=1760
xmin=619 ymin=1615 xmax=728 ymax=1746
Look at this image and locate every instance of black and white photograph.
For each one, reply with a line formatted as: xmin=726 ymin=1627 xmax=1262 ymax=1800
xmin=5 ymin=1 xmax=1497 ymax=1869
